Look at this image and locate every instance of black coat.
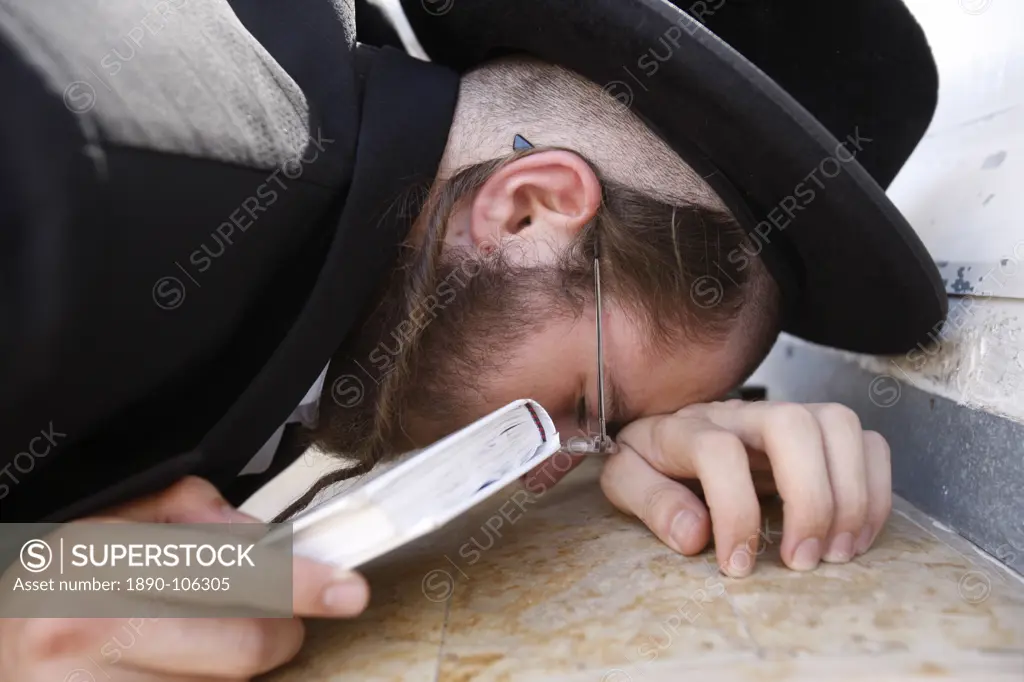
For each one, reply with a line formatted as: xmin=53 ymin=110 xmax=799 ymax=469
xmin=0 ymin=0 xmax=459 ymax=521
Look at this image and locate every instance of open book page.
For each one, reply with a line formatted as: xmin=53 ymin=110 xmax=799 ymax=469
xmin=277 ymin=400 xmax=561 ymax=568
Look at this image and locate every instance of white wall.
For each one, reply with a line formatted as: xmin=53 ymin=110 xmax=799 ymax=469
xmin=892 ymin=0 xmax=1023 ymax=285
xmin=839 ymin=0 xmax=1024 ymax=423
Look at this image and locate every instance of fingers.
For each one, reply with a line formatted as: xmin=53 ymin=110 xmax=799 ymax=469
xmin=291 ymin=557 xmax=370 ymax=618
xmin=88 ymin=476 xmax=372 ymax=617
xmin=5 ymin=478 xmax=373 ymax=681
xmin=98 ymin=673 xmax=222 ymax=682
xmin=858 ymin=430 xmax=893 ymax=555
xmin=684 ymin=402 xmax=834 ymax=571
xmin=112 ymin=617 xmax=304 ymax=678
xmin=12 ymin=617 xmax=291 ymax=681
xmin=599 ymin=444 xmax=711 ymax=556
xmin=79 ymin=672 xmax=222 ymax=682
xmin=616 ymin=416 xmax=761 ymax=576
xmin=174 ymin=553 xmax=370 ymax=617
xmin=102 ymin=477 xmax=254 ymax=525
xmin=18 ymin=617 xmax=120 ymax=664
xmin=607 ymin=400 xmax=892 ymax=578
xmin=27 ymin=661 xmax=221 ymax=682
xmin=805 ymin=404 xmax=868 ymax=563
xmin=141 ymin=543 xmax=371 ymax=617
xmin=26 ymin=521 xmax=371 ymax=619
xmin=5 ymin=562 xmax=370 ymax=679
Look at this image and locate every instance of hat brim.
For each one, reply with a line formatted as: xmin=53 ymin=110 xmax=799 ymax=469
xmin=400 ymin=0 xmax=947 ymax=354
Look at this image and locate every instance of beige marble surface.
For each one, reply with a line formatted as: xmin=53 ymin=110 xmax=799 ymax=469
xmin=259 ymin=459 xmax=1024 ymax=682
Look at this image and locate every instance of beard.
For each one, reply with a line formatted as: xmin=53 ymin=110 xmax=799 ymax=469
xmin=310 ymin=236 xmax=573 ymax=467
xmin=275 ymin=156 xmax=593 ymax=520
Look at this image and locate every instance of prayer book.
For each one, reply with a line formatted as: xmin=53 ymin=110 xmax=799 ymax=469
xmin=264 ymin=400 xmax=560 ymax=569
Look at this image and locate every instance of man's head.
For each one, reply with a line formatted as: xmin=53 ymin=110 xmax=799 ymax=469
xmin=313 ymin=56 xmax=781 ymax=467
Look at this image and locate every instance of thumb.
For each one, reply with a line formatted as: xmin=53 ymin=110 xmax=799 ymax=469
xmin=291 ymin=558 xmax=371 ymax=618
xmin=101 ymin=476 xmax=255 ymax=524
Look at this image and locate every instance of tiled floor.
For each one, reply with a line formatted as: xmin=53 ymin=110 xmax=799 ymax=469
xmin=255 ymin=457 xmax=1024 ymax=682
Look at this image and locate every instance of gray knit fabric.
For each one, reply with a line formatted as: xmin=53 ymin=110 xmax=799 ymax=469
xmin=0 ymin=0 xmax=310 ymax=170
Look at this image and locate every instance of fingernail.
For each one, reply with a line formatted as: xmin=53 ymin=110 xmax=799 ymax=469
xmin=669 ymin=510 xmax=698 ymax=552
xmin=322 ymin=571 xmax=369 ymax=615
xmin=823 ymin=532 xmax=854 ymax=563
xmin=726 ymin=545 xmax=754 ymax=578
xmin=791 ymin=538 xmax=821 ymax=571
xmin=218 ymin=503 xmax=257 ymax=524
xmin=855 ymin=524 xmax=874 ymax=555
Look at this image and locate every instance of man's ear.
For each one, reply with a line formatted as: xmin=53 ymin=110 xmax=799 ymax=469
xmin=465 ymin=150 xmax=603 ymax=264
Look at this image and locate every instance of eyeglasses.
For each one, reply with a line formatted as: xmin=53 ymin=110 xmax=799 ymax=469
xmin=513 ymin=135 xmax=618 ymax=456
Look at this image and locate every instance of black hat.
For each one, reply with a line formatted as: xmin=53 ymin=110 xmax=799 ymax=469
xmin=397 ymin=0 xmax=947 ymax=354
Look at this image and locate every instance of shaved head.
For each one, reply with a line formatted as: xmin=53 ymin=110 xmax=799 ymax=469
xmin=443 ymin=55 xmax=728 ymax=210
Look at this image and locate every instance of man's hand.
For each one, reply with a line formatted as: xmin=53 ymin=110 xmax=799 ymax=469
xmin=599 ymin=400 xmax=892 ymax=577
xmin=0 ymin=477 xmax=370 ymax=681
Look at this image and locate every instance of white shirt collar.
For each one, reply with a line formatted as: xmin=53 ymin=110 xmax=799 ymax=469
xmin=238 ymin=363 xmax=330 ymax=476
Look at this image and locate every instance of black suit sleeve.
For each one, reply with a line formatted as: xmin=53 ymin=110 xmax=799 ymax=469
xmin=0 ymin=0 xmax=360 ymax=521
